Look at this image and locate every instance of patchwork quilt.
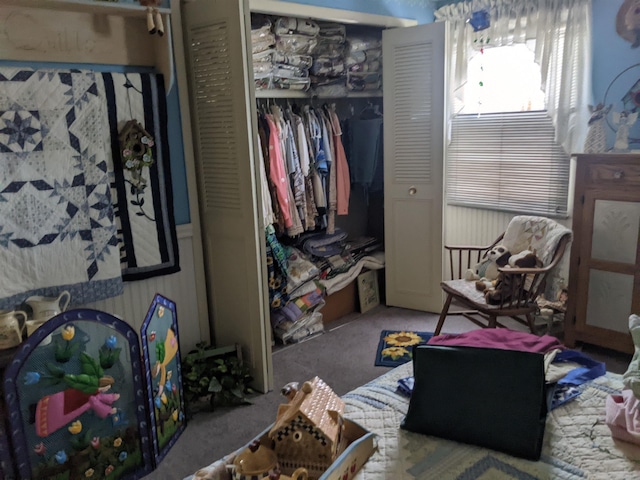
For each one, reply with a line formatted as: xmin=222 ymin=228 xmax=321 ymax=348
xmin=0 ymin=68 xmax=179 ymax=308
xmin=0 ymin=68 xmax=123 ymax=308
xmin=185 ymin=363 xmax=640 ymax=480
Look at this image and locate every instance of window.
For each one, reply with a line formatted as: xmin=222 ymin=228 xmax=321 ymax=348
xmin=446 ymin=44 xmax=570 ymax=217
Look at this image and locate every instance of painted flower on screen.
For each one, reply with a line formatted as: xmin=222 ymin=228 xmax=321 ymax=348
xmin=34 ymin=442 xmax=46 ymax=456
xmin=105 ymin=335 xmax=117 ymax=350
xmin=24 ymin=371 xmax=40 ymax=385
xmin=61 ymin=325 xmax=75 ymax=341
xmin=55 ymin=450 xmax=67 ymax=464
xmin=383 ymin=331 xmax=423 ymax=347
xmin=68 ymin=421 xmax=82 ymax=435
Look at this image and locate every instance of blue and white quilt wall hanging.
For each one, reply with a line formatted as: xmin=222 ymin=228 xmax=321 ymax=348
xmin=103 ymin=72 xmax=179 ymax=282
xmin=0 ymin=68 xmax=179 ymax=309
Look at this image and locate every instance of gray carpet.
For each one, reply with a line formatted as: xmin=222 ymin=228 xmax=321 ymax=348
xmin=144 ymin=305 xmax=631 ymax=479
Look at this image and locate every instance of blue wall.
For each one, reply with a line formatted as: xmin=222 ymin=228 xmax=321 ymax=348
xmin=278 ymin=0 xmax=434 ymax=24
xmin=591 ymin=0 xmax=640 ymax=149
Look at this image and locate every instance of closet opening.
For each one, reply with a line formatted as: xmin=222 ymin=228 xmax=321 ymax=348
xmin=251 ymin=13 xmax=387 ymax=346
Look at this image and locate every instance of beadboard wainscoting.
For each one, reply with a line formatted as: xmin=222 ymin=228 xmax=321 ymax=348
xmin=445 ymin=205 xmax=513 ymax=246
xmin=81 ymin=224 xmax=210 ymax=354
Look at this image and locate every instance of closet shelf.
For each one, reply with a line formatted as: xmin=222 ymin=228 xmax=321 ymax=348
xmin=2 ymin=0 xmax=170 ymax=17
xmin=255 ymin=90 xmax=383 ymax=99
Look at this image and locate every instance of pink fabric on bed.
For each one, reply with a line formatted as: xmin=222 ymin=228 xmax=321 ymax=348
xmin=427 ymin=329 xmax=564 ymax=353
xmin=606 ymin=389 xmax=640 ymax=447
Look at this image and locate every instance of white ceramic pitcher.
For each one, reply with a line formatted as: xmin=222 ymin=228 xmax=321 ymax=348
xmin=0 ymin=310 xmax=27 ymax=350
xmin=24 ymin=291 xmax=70 ymax=345
xmin=25 ymin=290 xmax=70 ymax=320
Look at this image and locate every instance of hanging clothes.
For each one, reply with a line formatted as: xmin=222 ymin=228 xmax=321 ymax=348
xmin=257 ymin=134 xmax=276 ymax=226
xmin=258 ymin=114 xmax=286 ymax=232
xmin=271 ymin=105 xmax=304 ymax=237
xmin=265 ymin=113 xmax=294 ymax=229
xmin=328 ymin=105 xmax=350 ymax=216
xmin=348 ymin=105 xmax=384 ymax=195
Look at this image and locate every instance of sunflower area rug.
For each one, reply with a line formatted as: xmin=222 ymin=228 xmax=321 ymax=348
xmin=374 ymin=330 xmax=434 ymax=367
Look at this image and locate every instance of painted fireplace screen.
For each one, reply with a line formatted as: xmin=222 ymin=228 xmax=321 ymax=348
xmin=1 ymin=295 xmax=185 ymax=480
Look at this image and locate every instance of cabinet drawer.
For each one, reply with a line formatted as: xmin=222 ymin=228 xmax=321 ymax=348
xmin=588 ymin=162 xmax=640 ymax=185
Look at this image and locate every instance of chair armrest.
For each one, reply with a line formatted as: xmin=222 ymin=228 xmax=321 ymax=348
xmin=497 ymin=265 xmax=553 ymax=275
xmin=489 ymin=265 xmax=553 ymax=308
xmin=444 ymin=234 xmax=505 ymax=280
xmin=444 ymin=244 xmax=494 ymax=252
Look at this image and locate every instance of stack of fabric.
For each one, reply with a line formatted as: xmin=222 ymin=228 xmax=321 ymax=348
xmin=271 ymin=16 xmax=319 ymax=91
xmin=266 ymin=226 xmax=385 ymax=344
xmin=251 ymin=16 xmax=318 ymax=91
xmin=251 ymin=16 xmax=277 ymax=90
xmin=345 ymin=34 xmax=383 ymax=93
xmin=310 ymin=22 xmax=347 ymax=97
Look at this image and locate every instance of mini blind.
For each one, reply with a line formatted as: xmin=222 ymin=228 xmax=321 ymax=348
xmin=446 ymin=111 xmax=570 ymax=217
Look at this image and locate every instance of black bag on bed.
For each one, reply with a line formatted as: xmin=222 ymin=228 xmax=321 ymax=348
xmin=401 ymin=345 xmax=548 ymax=460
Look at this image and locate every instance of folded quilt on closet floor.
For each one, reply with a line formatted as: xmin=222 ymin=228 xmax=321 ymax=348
xmin=319 ymin=251 xmax=385 ymax=295
xmin=185 ymin=362 xmax=640 ymax=480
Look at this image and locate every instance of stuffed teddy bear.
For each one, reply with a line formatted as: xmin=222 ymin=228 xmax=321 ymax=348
xmin=482 ymin=249 xmax=544 ymax=304
xmin=465 ymin=245 xmax=511 ymax=282
xmin=508 ymin=248 xmax=543 ymax=269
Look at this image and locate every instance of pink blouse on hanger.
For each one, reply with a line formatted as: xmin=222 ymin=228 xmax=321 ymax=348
xmin=329 ymin=109 xmax=351 ymax=216
xmin=265 ymin=114 xmax=293 ymax=228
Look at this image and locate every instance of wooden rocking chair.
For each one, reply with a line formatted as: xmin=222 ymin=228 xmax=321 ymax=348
xmin=434 ymin=216 xmax=572 ymax=336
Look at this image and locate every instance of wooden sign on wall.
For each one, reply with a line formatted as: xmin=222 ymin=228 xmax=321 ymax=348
xmin=0 ymin=6 xmax=160 ymax=67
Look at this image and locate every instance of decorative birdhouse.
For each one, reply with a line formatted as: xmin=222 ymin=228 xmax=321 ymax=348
xmin=269 ymin=377 xmax=347 ymax=479
xmin=118 ymin=119 xmax=155 ymax=189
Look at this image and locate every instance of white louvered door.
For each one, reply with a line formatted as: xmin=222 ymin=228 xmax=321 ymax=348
xmin=383 ymin=22 xmax=446 ymax=312
xmin=182 ymin=0 xmax=272 ymax=391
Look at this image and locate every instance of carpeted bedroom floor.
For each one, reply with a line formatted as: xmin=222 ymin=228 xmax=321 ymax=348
xmin=145 ymin=305 xmax=632 ymax=480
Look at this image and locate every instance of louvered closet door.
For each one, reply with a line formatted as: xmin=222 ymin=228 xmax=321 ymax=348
xmin=182 ymin=0 xmax=272 ymax=391
xmin=383 ymin=22 xmax=445 ymax=312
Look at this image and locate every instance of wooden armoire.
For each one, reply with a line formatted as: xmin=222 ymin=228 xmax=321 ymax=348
xmin=564 ymin=153 xmax=640 ymax=354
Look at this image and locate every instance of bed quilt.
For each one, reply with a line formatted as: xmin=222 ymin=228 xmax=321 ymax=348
xmin=185 ymin=362 xmax=640 ymax=480
xmin=343 ymin=363 xmax=640 ymax=480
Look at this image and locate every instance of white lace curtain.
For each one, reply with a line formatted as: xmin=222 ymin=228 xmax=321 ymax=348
xmin=434 ymin=0 xmax=592 ymax=154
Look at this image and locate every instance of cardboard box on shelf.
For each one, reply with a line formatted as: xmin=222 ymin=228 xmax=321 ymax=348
xmin=320 ymin=280 xmax=357 ymax=324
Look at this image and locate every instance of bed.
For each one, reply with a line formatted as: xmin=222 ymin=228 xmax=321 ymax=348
xmin=185 ymin=362 xmax=640 ymax=480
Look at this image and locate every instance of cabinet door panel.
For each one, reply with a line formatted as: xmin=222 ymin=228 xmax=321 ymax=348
xmin=591 ymin=199 xmax=640 ymax=264
xmin=586 ymin=269 xmax=634 ymax=333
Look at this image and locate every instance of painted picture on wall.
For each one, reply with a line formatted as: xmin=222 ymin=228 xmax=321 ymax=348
xmin=2 ymin=309 xmax=153 ymax=480
xmin=616 ymin=0 xmax=640 ymax=48
xmin=141 ymin=294 xmax=186 ymax=463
